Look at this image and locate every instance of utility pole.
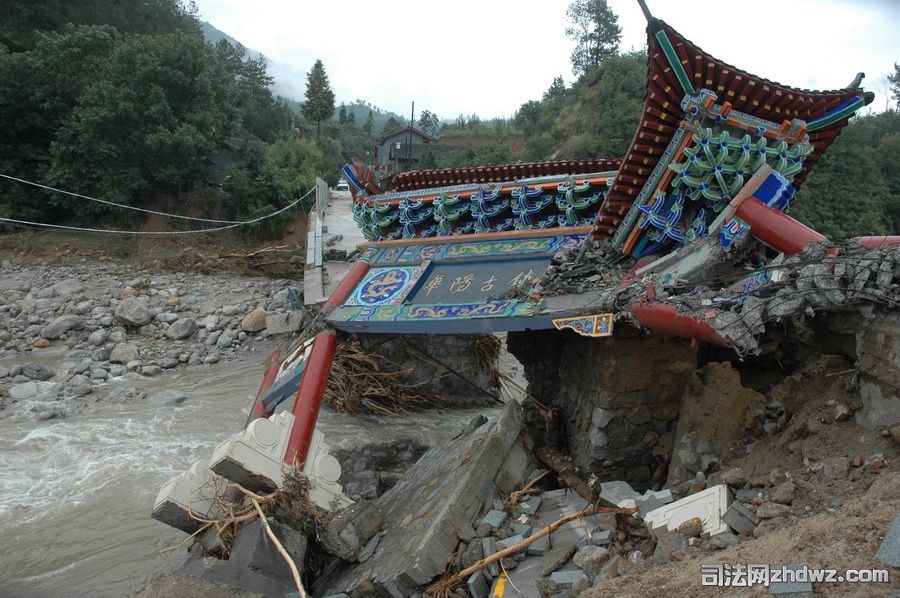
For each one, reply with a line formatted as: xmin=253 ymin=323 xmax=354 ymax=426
xmin=406 ymin=101 xmax=414 ymax=171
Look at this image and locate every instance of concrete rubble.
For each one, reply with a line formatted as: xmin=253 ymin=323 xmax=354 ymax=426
xmin=314 ymin=400 xmax=529 ymax=595
xmin=540 ymin=239 xmax=899 ymax=356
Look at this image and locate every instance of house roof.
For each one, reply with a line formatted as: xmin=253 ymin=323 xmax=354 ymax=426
xmin=384 ymin=158 xmax=622 ymax=192
xmin=378 ymin=126 xmax=439 ymax=145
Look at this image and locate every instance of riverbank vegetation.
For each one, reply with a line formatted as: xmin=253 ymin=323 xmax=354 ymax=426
xmin=1 ymin=0 xmax=897 ymax=242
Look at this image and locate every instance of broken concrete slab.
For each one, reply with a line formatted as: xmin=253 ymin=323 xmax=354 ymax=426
xmin=173 ymin=552 xmax=294 ymax=597
xmin=541 ymin=545 xmax=576 ymax=577
xmin=768 ymin=564 xmax=814 ymax=597
xmin=598 ymin=480 xmax=641 ymax=507
xmin=315 ymin=401 xmax=525 ymax=595
xmin=723 ymin=500 xmax=759 ymax=535
xmin=875 ymin=513 xmax=900 ymax=568
xmin=481 ymin=509 xmax=508 ymax=532
xmin=152 ymin=458 xmax=218 ymax=533
xmin=467 ymin=569 xmax=489 ymax=598
xmin=644 ymin=484 xmax=730 ymax=536
xmin=230 ymin=518 xmax=307 ymax=582
xmin=520 ymin=495 xmax=542 ymax=515
xmin=549 ymin=569 xmax=588 ymax=590
xmin=526 ymin=534 xmax=549 ymax=556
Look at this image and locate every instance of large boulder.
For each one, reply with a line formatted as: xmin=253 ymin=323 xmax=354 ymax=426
xmin=241 ymin=308 xmax=268 ymax=332
xmin=115 ymin=297 xmax=152 ymax=326
xmin=110 ymin=342 xmax=140 ymax=364
xmin=22 ymin=362 xmax=53 ymax=381
xmin=165 ymin=318 xmax=198 ymax=340
xmin=264 ymin=311 xmax=303 ymax=335
xmin=41 ymin=315 xmax=84 ymax=339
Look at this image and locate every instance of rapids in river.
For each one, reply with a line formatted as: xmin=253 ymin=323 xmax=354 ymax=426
xmin=0 ymin=342 xmax=496 ymax=597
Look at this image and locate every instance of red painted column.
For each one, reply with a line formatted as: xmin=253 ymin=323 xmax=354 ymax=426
xmin=249 ymin=348 xmax=282 ymax=421
xmin=856 ymin=236 xmax=900 ymax=249
xmin=283 ymin=330 xmax=337 ymax=467
xmin=322 ymin=260 xmax=370 ymax=312
xmin=736 ymin=197 xmax=828 ymax=255
xmin=631 ymin=301 xmax=730 ymax=347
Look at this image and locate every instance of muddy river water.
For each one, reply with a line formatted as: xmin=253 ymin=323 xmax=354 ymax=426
xmin=0 ymin=343 xmax=495 ymax=597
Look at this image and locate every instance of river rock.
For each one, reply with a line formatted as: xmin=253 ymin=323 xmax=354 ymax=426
xmin=87 ymin=329 xmax=108 ymax=346
xmin=36 ymin=286 xmax=56 ymax=299
xmin=141 ymin=365 xmax=163 ymax=377
xmin=147 ymin=389 xmax=187 ymax=406
xmin=72 ymin=300 xmax=94 ymax=315
xmin=53 ymin=279 xmax=84 ymax=296
xmin=22 ymin=362 xmax=53 ymax=381
xmin=73 ymin=358 xmax=92 ymax=374
xmin=241 ymin=308 xmax=268 ymax=332
xmin=32 ymin=338 xmax=51 ymax=348
xmin=203 ymin=351 xmax=221 ymax=364
xmin=216 ymin=330 xmax=237 ymax=349
xmin=205 ymin=331 xmax=221 ymax=346
xmin=165 ymin=318 xmax=198 ymax=340
xmin=265 ymin=311 xmax=303 ymax=335
xmin=41 ymin=315 xmax=84 ymax=339
xmin=155 ymin=312 xmax=179 ymax=324
xmin=115 ymin=297 xmax=152 ymax=326
xmin=221 ymin=305 xmax=242 ymax=316
xmin=67 ymin=375 xmax=93 ymax=397
xmin=10 ymin=381 xmax=60 ymax=400
xmin=110 ymin=342 xmax=139 ymax=364
xmin=199 ymin=314 xmax=219 ymax=330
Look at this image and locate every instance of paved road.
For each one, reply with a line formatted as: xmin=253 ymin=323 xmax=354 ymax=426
xmin=304 ymin=188 xmax=366 ymax=304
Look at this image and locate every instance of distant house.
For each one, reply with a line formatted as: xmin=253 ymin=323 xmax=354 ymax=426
xmin=376 ymin=127 xmax=439 ymax=175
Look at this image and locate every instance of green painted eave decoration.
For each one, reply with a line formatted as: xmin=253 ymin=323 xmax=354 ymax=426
xmin=807 ymin=96 xmax=866 ymax=132
xmin=655 ymin=30 xmax=695 ymax=96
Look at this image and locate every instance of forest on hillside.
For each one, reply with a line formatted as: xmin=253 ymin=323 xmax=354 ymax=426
xmin=0 ymin=0 xmax=897 ymax=240
xmin=0 ymin=0 xmax=374 ymax=237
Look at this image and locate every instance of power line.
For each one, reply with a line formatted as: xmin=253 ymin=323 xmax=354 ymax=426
xmin=0 ymin=186 xmax=316 ymax=236
xmin=0 ymin=172 xmax=312 ymax=225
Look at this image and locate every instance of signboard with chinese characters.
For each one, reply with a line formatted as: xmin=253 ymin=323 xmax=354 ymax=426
xmin=406 ymin=258 xmax=549 ymax=305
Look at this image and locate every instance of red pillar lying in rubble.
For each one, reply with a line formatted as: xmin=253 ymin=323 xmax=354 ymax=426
xmin=736 ymin=197 xmax=827 ymax=255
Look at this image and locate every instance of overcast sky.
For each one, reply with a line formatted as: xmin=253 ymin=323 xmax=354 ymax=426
xmin=193 ymin=0 xmax=900 ymax=119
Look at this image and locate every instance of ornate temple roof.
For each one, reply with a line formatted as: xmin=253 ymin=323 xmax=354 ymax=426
xmin=384 ymin=158 xmax=622 ymax=192
xmin=592 ymin=16 xmax=872 ymax=241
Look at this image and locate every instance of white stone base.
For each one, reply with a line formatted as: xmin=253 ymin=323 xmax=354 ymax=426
xmin=209 ymin=411 xmax=296 ymax=492
xmin=644 ymin=484 xmax=730 ymax=536
xmin=303 ymin=429 xmax=353 ymax=511
xmin=152 ymin=458 xmax=219 ymax=533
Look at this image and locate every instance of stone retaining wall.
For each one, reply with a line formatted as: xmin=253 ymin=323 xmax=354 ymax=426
xmin=508 ymin=328 xmax=697 ymax=488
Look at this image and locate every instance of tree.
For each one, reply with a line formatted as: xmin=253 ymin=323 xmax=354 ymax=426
xmin=381 ymin=115 xmax=402 ymax=137
xmin=888 ymin=62 xmax=900 ymax=110
xmin=418 ymin=109 xmax=441 ymax=135
xmin=338 ymin=103 xmax=348 ymax=123
xmin=302 ymin=58 xmax=335 ymax=140
xmin=565 ymin=0 xmax=621 ymax=78
xmin=363 ymin=110 xmax=375 ymax=135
